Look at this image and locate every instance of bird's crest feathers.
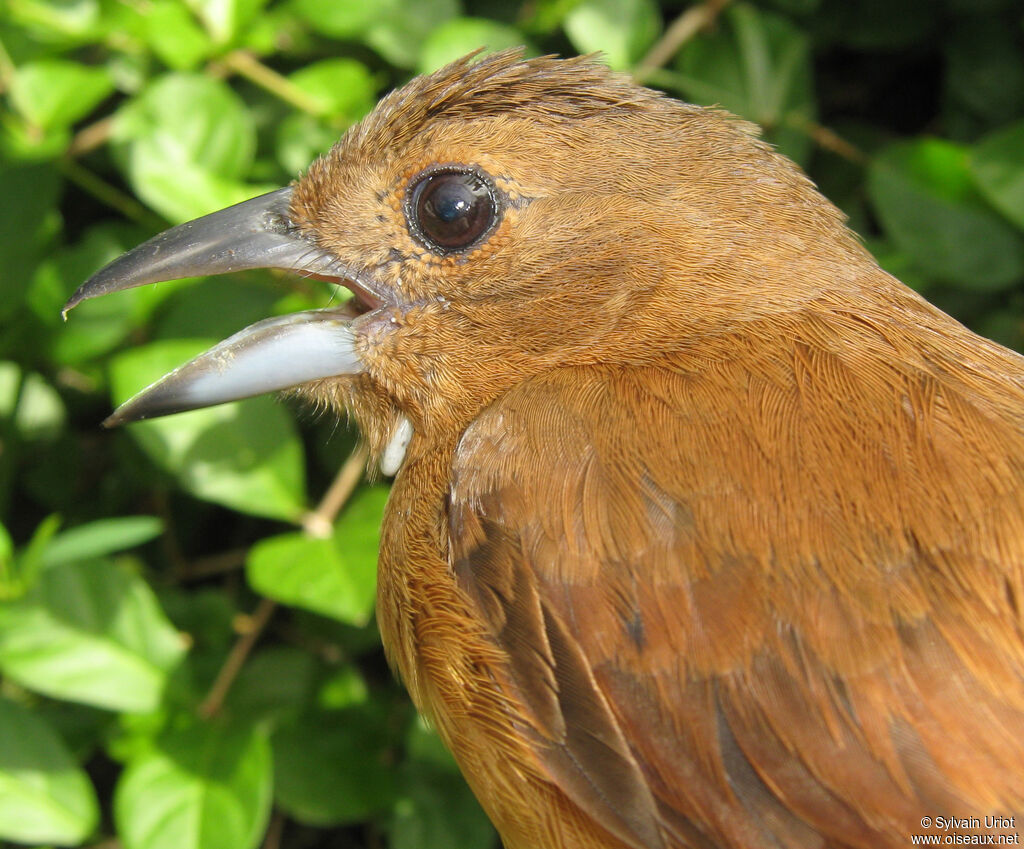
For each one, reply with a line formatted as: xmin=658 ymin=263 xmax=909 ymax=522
xmin=350 ymin=50 xmax=672 ymax=150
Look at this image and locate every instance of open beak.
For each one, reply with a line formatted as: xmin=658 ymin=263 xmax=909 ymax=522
xmin=63 ymin=188 xmax=373 ymax=426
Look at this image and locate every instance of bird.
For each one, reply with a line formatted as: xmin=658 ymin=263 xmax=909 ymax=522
xmin=64 ymin=51 xmax=1024 ymax=849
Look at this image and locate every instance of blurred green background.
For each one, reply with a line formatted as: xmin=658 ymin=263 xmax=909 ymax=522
xmin=1 ymin=0 xmax=1024 ymax=847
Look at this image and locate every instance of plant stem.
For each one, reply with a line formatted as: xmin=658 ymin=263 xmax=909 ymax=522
xmin=218 ymin=50 xmax=326 ymax=117
xmin=58 ymin=158 xmax=161 ymax=226
xmin=634 ymin=0 xmax=733 ymax=80
xmin=301 ymin=443 xmax=370 ymax=538
xmin=198 ymin=595 xmax=277 ymax=718
xmin=198 ymin=444 xmax=370 ymax=717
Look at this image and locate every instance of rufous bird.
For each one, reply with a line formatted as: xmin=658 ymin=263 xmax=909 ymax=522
xmin=64 ymin=52 xmax=1024 ymax=849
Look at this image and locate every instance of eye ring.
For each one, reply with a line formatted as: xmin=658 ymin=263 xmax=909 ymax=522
xmin=404 ymin=167 xmax=501 ymax=255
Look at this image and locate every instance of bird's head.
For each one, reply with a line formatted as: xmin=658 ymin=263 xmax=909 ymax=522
xmin=64 ymin=50 xmax=870 ymax=468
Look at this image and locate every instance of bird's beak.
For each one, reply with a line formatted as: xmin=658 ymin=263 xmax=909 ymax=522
xmin=63 ymin=188 xmax=369 ymax=426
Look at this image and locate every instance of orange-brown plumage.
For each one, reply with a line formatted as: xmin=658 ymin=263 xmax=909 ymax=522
xmin=67 ymin=51 xmax=1024 ymax=848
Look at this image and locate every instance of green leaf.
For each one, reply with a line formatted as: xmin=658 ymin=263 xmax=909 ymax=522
xmin=0 ymin=559 xmax=187 ymax=712
xmin=158 ymin=586 xmax=237 ymax=655
xmin=34 ymin=699 xmax=113 ymax=763
xmin=0 ymin=362 xmax=66 ymax=441
xmin=238 ymin=6 xmax=304 ymax=52
xmin=272 ymin=706 xmax=397 ymax=825
xmin=32 ymin=222 xmax=183 ymax=365
xmin=30 ymin=222 xmax=137 ymax=326
xmin=944 ymin=17 xmax=1024 ymax=130
xmin=109 ymin=340 xmax=307 ymax=521
xmin=143 ymin=0 xmax=214 ymax=70
xmin=41 ymin=516 xmax=164 ymax=569
xmin=869 ymin=139 xmax=1024 ymax=290
xmin=366 ymin=0 xmax=460 ymax=68
xmin=289 ymin=0 xmax=380 ymax=38
xmin=187 ymin=0 xmax=268 ymax=43
xmin=247 ymin=486 xmax=386 ymax=624
xmin=671 ymin=2 xmax=814 ymax=162
xmin=113 ymin=73 xmax=271 ymax=222
xmin=811 ymin=0 xmax=934 ymax=49
xmin=403 ymin=715 xmax=458 ymax=769
xmin=417 ymin=18 xmax=531 ymax=74
xmin=864 ymin=239 xmax=930 ymax=294
xmin=225 ymin=646 xmax=319 ymax=722
xmin=971 ymin=120 xmax=1024 ymax=231
xmin=10 ymin=59 xmax=113 ymax=129
xmin=113 ymin=74 xmax=257 ymax=175
xmin=0 ymin=111 xmax=71 ymax=161
xmin=564 ymin=0 xmax=661 ymax=70
xmin=520 ymin=0 xmax=587 ymax=35
xmin=390 ymin=761 xmax=495 ymax=849
xmin=6 ymin=0 xmax=103 ymax=43
xmin=0 ymin=697 xmax=100 ymax=846
xmin=0 ymin=162 xmax=60 ymax=323
xmin=317 ymin=663 xmax=369 ymax=709
xmin=134 ymin=164 xmax=278 ymax=226
xmin=153 ymin=274 xmax=287 ymax=341
xmin=290 ymin=0 xmax=458 ymax=65
xmin=115 ymin=720 xmax=272 ymax=849
xmin=389 ymin=718 xmax=494 ymax=849
xmin=275 ymin=112 xmax=342 ymax=175
xmin=1 ymin=514 xmax=61 ymax=601
xmin=288 ymin=59 xmax=378 ymax=120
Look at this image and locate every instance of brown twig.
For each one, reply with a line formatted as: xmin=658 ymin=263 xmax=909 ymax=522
xmin=198 ymin=595 xmax=278 ymax=718
xmin=197 ymin=444 xmax=370 ymax=716
xmin=175 ymin=548 xmax=249 ymax=581
xmin=84 ymin=839 xmax=122 ymax=849
xmin=786 ymin=115 xmax=869 ymax=165
xmin=261 ymin=811 xmax=285 ymax=849
xmin=634 ymin=0 xmax=733 ymax=79
xmin=215 ymin=50 xmax=326 ymax=117
xmin=155 ymin=489 xmax=191 ymax=577
xmin=301 ymin=443 xmax=370 ymax=538
xmin=58 ymin=157 xmax=161 ymax=226
xmin=67 ymin=114 xmax=115 ymax=158
xmin=55 ymin=366 xmax=99 ymax=394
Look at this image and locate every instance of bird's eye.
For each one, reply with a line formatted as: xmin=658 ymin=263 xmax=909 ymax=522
xmin=406 ymin=169 xmax=499 ymax=254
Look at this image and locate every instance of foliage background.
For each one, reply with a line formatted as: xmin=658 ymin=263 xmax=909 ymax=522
xmin=2 ymin=0 xmax=1024 ymax=847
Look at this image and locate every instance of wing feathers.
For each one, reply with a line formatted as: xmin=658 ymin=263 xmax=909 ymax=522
xmin=453 ymin=508 xmax=667 ymax=849
xmin=446 ymin=325 xmax=1024 ymax=848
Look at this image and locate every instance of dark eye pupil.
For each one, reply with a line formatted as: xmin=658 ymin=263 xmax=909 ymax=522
xmin=410 ymin=171 xmax=497 ymax=252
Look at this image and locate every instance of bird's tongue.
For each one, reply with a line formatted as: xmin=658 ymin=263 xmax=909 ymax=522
xmin=62 ymin=188 xmax=367 ymax=425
